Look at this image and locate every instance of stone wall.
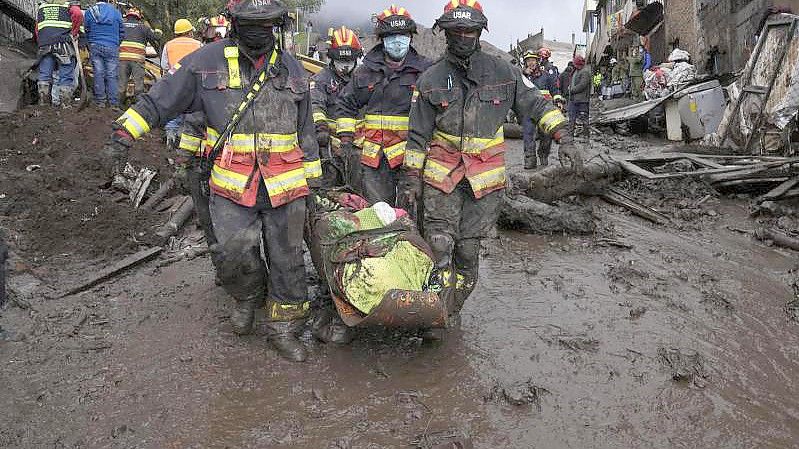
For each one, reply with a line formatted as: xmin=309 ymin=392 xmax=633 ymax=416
xmin=0 ymin=0 xmax=35 ymax=43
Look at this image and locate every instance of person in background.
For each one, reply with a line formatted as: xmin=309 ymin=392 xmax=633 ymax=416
xmin=629 ymin=47 xmax=645 ymax=101
xmin=559 ymin=61 xmax=574 ymax=102
xmin=119 ymin=7 xmax=159 ymax=105
xmin=84 ymin=0 xmax=124 ymax=108
xmin=161 ymin=19 xmax=203 ymax=149
xmin=567 ymin=55 xmax=591 ymax=139
xmin=35 ymin=0 xmax=83 ymax=106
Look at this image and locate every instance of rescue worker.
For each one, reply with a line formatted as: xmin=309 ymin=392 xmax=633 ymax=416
xmin=401 ymin=0 xmax=573 ymax=332
xmin=521 ymin=50 xmax=562 ymax=169
xmin=334 ymin=5 xmax=431 ymax=205
xmin=104 ymin=0 xmax=323 ymax=362
xmin=311 ymin=26 xmax=363 ymax=187
xmin=35 ymin=0 xmax=84 ymax=106
xmin=84 ymin=0 xmax=124 ymax=109
xmin=628 ymin=46 xmax=645 ymax=101
xmin=537 ymin=47 xmax=560 ymax=80
xmin=568 ymin=55 xmax=591 ymax=139
xmin=162 ymin=18 xmax=203 ymax=148
xmin=119 ymin=8 xmax=159 ymax=105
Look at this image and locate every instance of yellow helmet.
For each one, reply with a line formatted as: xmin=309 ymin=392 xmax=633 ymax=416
xmin=174 ymin=18 xmax=195 ymax=35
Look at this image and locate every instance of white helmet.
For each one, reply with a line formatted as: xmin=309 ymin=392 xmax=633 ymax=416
xmin=610 ymin=58 xmax=618 ymax=64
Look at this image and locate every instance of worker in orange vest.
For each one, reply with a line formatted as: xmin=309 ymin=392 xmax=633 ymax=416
xmin=162 ymin=19 xmax=203 ymax=149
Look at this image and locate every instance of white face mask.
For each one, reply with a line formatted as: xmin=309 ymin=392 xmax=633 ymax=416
xmin=333 ymin=60 xmax=357 ymax=77
xmin=383 ymin=34 xmax=411 ymax=61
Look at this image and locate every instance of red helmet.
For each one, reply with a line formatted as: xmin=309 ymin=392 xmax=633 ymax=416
xmin=375 ymin=5 xmax=417 ymax=37
xmin=329 ymin=26 xmax=363 ymax=61
xmin=125 ymin=8 xmax=142 ymax=19
xmin=436 ymin=0 xmax=488 ymax=31
xmin=573 ymin=55 xmax=586 ymax=68
xmin=538 ymin=47 xmax=552 ymax=59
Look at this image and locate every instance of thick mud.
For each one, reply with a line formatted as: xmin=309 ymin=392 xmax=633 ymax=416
xmin=2 ymin=138 xmax=799 ymax=448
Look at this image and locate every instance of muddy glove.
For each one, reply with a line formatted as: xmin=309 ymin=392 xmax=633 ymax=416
xmin=397 ymin=169 xmax=423 ymax=220
xmin=556 ymin=131 xmax=584 ymax=169
xmin=174 ymin=155 xmax=194 ymax=195
xmin=340 ymin=137 xmax=361 ymax=190
xmin=103 ymin=130 xmax=133 ymax=178
xmin=316 ymin=124 xmax=330 ymax=150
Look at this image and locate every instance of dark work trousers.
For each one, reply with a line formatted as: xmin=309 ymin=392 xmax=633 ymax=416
xmin=422 ymin=181 xmax=503 ymax=313
xmin=361 ymin=155 xmax=399 ymax=206
xmin=522 ymin=115 xmax=553 ymax=168
xmin=209 ymin=185 xmax=307 ymax=307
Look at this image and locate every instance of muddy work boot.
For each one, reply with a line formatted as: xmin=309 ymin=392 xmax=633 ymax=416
xmin=265 ymin=320 xmax=308 ymax=362
xmin=230 ymin=299 xmax=257 ymax=335
xmin=523 ymin=152 xmax=538 ymax=170
xmin=310 ymin=308 xmax=354 ymax=345
xmin=37 ymin=82 xmax=52 ymax=106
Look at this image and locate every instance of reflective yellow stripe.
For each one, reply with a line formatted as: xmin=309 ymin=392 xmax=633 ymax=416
xmin=304 ymin=160 xmax=322 ymax=179
xmin=553 ymin=94 xmax=564 ymax=102
xmin=211 ymin=165 xmax=249 ymax=193
xmin=539 ymin=90 xmax=551 ymax=96
xmin=424 ymin=159 xmax=452 ymax=183
xmin=38 ymin=20 xmax=72 ymax=30
xmin=224 ymin=46 xmax=241 ymax=89
xmin=362 ymin=140 xmax=380 ymax=159
xmin=404 ymin=149 xmax=426 ymax=170
xmin=432 ymin=127 xmax=504 ymax=154
xmin=119 ymin=52 xmax=146 ymax=60
xmin=263 ymin=167 xmax=307 ymax=197
xmin=206 ymin=129 xmax=298 ymax=154
xmin=383 ymin=141 xmax=406 ymax=161
xmin=118 ymin=108 xmax=151 ymax=139
xmin=178 ymin=134 xmax=203 ymax=152
xmin=337 ymin=117 xmax=357 ymax=134
xmin=363 ymin=114 xmax=409 ymax=131
xmin=313 ymin=111 xmax=328 ymax=123
xmin=539 ymin=109 xmax=567 ymax=134
xmin=120 ymin=41 xmax=146 ymax=49
xmin=469 ymin=166 xmax=506 ymax=193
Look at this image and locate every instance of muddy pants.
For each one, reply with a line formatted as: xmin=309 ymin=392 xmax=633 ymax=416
xmin=522 ymin=115 xmax=553 ymax=168
xmin=568 ymin=101 xmax=590 ymax=138
xmin=361 ymin=156 xmax=399 ymax=206
xmin=188 ymin=164 xmax=217 ymax=248
xmin=209 ymin=189 xmax=308 ymax=313
xmin=423 ymin=181 xmax=503 ymax=314
xmin=118 ymin=60 xmax=145 ymax=103
xmin=631 ymin=76 xmax=644 ymax=101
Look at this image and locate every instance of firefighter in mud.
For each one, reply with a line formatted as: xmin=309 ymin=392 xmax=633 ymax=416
xmin=401 ymin=0 xmax=573 ymax=333
xmin=119 ymin=7 xmax=159 ymax=105
xmin=521 ymin=50 xmax=564 ymax=169
xmin=310 ymin=26 xmax=363 ymax=187
xmin=334 ymin=5 xmax=431 ymax=205
xmin=104 ymin=0 xmax=323 ymax=362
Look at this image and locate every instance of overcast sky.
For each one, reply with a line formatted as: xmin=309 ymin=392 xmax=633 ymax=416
xmin=310 ymin=0 xmax=586 ymax=50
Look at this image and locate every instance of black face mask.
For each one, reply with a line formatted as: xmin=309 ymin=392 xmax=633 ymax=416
xmin=446 ymin=32 xmax=480 ymax=60
xmin=235 ymin=22 xmax=276 ymax=57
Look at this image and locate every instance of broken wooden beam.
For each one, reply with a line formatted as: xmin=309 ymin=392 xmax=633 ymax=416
xmin=755 ymin=228 xmax=799 ymax=252
xmin=510 ymin=155 xmax=624 ymax=203
xmin=601 ymin=188 xmax=670 ymax=225
xmin=499 ymin=194 xmax=596 ymax=234
xmin=756 ymin=177 xmax=799 ymax=203
xmin=139 ymin=178 xmax=175 ymax=212
xmin=155 ymin=196 xmax=195 ymax=243
xmin=60 ymin=247 xmax=163 ymax=298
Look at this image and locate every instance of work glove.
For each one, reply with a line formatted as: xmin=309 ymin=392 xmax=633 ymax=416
xmin=102 ymin=130 xmax=133 ymax=178
xmin=556 ymin=131 xmax=584 ymax=169
xmin=174 ymin=156 xmax=195 ymax=195
xmin=315 ymin=125 xmax=330 ymax=149
xmin=307 ymin=175 xmax=323 ymax=191
xmin=397 ymin=169 xmax=423 ymax=219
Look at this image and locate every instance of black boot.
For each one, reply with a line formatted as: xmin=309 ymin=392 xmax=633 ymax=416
xmin=310 ymin=307 xmax=355 ymax=345
xmin=230 ymin=299 xmax=257 ymax=335
xmin=265 ymin=320 xmax=308 ymax=362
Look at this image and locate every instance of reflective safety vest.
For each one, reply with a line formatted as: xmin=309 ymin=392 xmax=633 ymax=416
xmin=164 ymin=37 xmax=202 ymax=71
xmin=338 ymin=114 xmax=409 ymax=169
xmin=37 ymin=2 xmax=72 ymax=47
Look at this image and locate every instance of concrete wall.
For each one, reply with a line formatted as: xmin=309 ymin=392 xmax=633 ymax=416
xmin=663 ymin=0 xmax=701 ymax=63
xmin=0 ymin=0 xmax=35 ymax=43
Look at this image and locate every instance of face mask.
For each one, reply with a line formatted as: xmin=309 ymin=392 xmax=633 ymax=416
xmin=235 ymin=22 xmax=276 ymax=56
xmin=333 ymin=60 xmax=356 ymax=77
xmin=446 ymin=32 xmax=480 ymax=60
xmin=383 ymin=34 xmax=411 ymax=61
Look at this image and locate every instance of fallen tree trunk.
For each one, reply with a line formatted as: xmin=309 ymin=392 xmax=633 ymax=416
xmin=499 ymin=195 xmax=596 ymax=234
xmin=755 ymin=228 xmax=799 ymax=251
xmin=155 ymin=196 xmax=195 ymax=243
xmin=510 ymin=155 xmax=624 ymax=203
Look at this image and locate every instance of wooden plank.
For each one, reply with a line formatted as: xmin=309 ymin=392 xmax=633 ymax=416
xmin=761 ymin=178 xmax=799 ymax=200
xmin=601 ymin=189 xmax=670 ymax=225
xmin=60 ymin=247 xmax=163 ymax=298
xmin=715 ymin=177 xmax=790 ymax=188
xmin=618 ymin=160 xmax=657 ymax=179
xmin=139 ymin=178 xmax=175 ymax=212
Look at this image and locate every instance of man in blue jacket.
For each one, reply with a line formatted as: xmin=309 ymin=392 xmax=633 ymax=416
xmin=84 ymin=0 xmax=124 ymax=108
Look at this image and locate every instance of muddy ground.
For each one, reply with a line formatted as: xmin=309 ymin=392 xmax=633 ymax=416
xmin=1 ymin=111 xmax=799 ymax=448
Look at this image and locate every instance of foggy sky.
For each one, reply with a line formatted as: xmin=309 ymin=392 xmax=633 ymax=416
xmin=310 ymin=0 xmax=586 ymax=50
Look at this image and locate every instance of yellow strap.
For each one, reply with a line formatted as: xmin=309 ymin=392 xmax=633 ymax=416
xmin=224 ymin=46 xmax=241 ymax=89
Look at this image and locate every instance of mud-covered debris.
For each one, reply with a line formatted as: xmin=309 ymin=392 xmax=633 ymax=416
xmin=701 ymin=288 xmax=734 ymax=311
xmin=327 ymin=437 xmax=353 ymax=449
xmin=486 ymin=379 xmax=550 ymax=409
xmin=658 ymin=348 xmax=709 ymax=386
xmin=787 ymin=280 xmax=799 ymax=323
xmin=558 ymin=336 xmax=600 ymax=352
xmin=412 ymin=429 xmax=473 ymax=449
xmin=629 ymin=306 xmax=648 ymax=319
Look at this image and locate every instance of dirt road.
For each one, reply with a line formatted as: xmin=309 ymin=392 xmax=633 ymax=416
xmin=1 ymin=131 xmax=798 ymax=448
